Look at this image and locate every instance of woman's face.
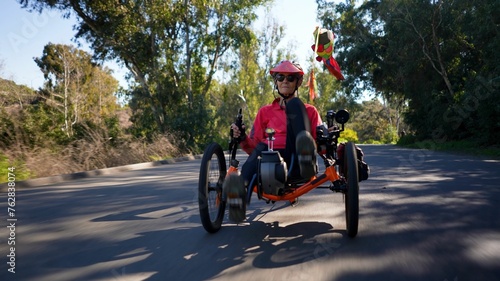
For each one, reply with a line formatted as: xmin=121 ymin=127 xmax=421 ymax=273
xmin=275 ymin=73 xmax=298 ymax=98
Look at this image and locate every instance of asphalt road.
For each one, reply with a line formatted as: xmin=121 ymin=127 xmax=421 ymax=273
xmin=1 ymin=145 xmax=499 ymax=281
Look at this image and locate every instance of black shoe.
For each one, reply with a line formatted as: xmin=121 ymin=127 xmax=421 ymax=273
xmin=223 ymin=173 xmax=246 ymax=223
xmin=296 ymin=131 xmax=317 ymax=179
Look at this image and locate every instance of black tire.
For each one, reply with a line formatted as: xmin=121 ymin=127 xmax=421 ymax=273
xmin=199 ymin=142 xmax=227 ymax=233
xmin=344 ymin=142 xmax=359 ymax=238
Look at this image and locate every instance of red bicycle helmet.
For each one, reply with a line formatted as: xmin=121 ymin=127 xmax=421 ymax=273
xmin=269 ymin=60 xmax=305 ymax=76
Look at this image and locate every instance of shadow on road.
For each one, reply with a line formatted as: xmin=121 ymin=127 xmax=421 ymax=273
xmin=5 ymin=145 xmax=500 ymax=281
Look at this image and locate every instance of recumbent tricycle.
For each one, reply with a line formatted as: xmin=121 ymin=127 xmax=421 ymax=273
xmin=198 ymin=108 xmax=368 ymax=238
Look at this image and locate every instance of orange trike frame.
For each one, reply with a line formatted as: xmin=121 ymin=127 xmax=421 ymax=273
xmin=226 ymin=133 xmax=345 ymax=203
xmin=225 ymin=151 xmax=344 ymax=205
xmin=224 ymin=107 xmax=349 ymax=206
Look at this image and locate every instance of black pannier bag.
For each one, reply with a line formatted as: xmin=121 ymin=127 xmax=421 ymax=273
xmin=337 ymin=143 xmax=370 ymax=182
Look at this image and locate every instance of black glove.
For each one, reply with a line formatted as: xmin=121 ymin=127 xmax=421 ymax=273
xmin=233 ymin=109 xmax=246 ymax=142
xmin=235 ymin=121 xmax=246 ymax=141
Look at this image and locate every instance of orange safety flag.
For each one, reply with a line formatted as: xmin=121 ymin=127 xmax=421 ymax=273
xmin=307 ymin=69 xmax=318 ymax=101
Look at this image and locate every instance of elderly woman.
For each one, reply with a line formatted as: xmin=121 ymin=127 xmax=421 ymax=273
xmin=225 ymin=60 xmax=322 ymax=223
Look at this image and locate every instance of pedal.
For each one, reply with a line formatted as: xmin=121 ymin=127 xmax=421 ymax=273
xmin=329 ymin=181 xmax=346 ymax=192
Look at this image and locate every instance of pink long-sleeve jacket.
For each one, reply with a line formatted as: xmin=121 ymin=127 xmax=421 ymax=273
xmin=240 ymin=97 xmax=322 ymax=155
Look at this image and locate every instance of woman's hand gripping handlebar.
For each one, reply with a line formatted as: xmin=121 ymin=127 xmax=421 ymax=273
xmin=230 ymin=108 xmax=246 ymax=143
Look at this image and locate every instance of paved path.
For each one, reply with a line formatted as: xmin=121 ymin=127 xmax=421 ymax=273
xmin=1 ymin=145 xmax=499 ymax=281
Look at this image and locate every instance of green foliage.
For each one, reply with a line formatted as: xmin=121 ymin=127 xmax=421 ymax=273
xmin=316 ymin=0 xmax=500 ymax=145
xmin=348 ymin=99 xmax=402 ymax=144
xmin=0 ymin=152 xmax=33 ymax=183
xmin=382 ymin=125 xmax=398 ymax=144
xmin=197 ymin=7 xmax=294 ymax=147
xmin=104 ymin=116 xmax=122 ymax=143
xmin=0 ymin=102 xmax=69 ymax=149
xmin=0 ymin=78 xmax=36 ymax=106
xmin=339 ymin=128 xmax=358 ymax=143
xmin=34 ymin=43 xmax=119 ymax=138
xmin=309 ymin=68 xmax=358 ymax=115
xmin=363 ymin=139 xmax=383 ymax=145
xmin=397 ymin=134 xmax=418 ymax=146
xmin=22 ymin=103 xmax=70 ymax=146
xmin=22 ymin=0 xmax=272 ymax=143
xmin=13 ymin=0 xmax=497 ymax=181
xmin=0 ymin=110 xmax=16 ymax=148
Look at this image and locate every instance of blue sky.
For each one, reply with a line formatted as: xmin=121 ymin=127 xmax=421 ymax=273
xmin=0 ymin=0 xmax=324 ymax=90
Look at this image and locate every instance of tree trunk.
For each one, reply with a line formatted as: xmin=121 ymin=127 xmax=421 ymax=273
xmin=184 ymin=0 xmax=193 ymax=107
xmin=403 ymin=1 xmax=454 ymax=102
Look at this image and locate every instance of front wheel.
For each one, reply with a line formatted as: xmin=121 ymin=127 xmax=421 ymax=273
xmin=344 ymin=142 xmax=359 ymax=238
xmin=199 ymin=142 xmax=227 ymax=233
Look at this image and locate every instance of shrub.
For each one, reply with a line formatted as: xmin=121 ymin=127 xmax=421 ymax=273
xmin=0 ymin=151 xmax=33 ymax=182
xmin=339 ymin=128 xmax=359 ymax=143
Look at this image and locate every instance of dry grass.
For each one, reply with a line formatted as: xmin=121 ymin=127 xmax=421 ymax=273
xmin=1 ymin=128 xmax=185 ymax=181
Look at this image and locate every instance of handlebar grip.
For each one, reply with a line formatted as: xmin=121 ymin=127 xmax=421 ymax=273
xmin=230 ymin=108 xmax=245 ymax=143
xmin=235 ymin=108 xmax=245 ymax=138
xmin=326 ymin=110 xmax=335 ymax=128
xmin=235 ymin=108 xmax=243 ymax=128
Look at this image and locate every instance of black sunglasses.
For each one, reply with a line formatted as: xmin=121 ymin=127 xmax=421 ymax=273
xmin=275 ymin=74 xmax=297 ymax=82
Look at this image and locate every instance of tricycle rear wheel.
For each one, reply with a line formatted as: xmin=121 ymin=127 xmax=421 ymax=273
xmin=198 ymin=142 xmax=227 ymax=233
xmin=344 ymin=142 xmax=359 ymax=238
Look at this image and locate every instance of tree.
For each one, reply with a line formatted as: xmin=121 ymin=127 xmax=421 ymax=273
xmin=0 ymin=78 xmax=36 ymax=108
xmin=310 ymin=66 xmax=357 ymax=116
xmin=350 ymin=99 xmax=397 ymax=143
xmin=257 ymin=8 xmax=287 ymax=101
xmin=316 ymin=0 xmax=500 ymax=145
xmin=209 ymin=8 xmax=293 ymax=143
xmin=20 ymin=0 xmax=272 ymax=148
xmin=34 ymin=43 xmax=118 ymax=137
